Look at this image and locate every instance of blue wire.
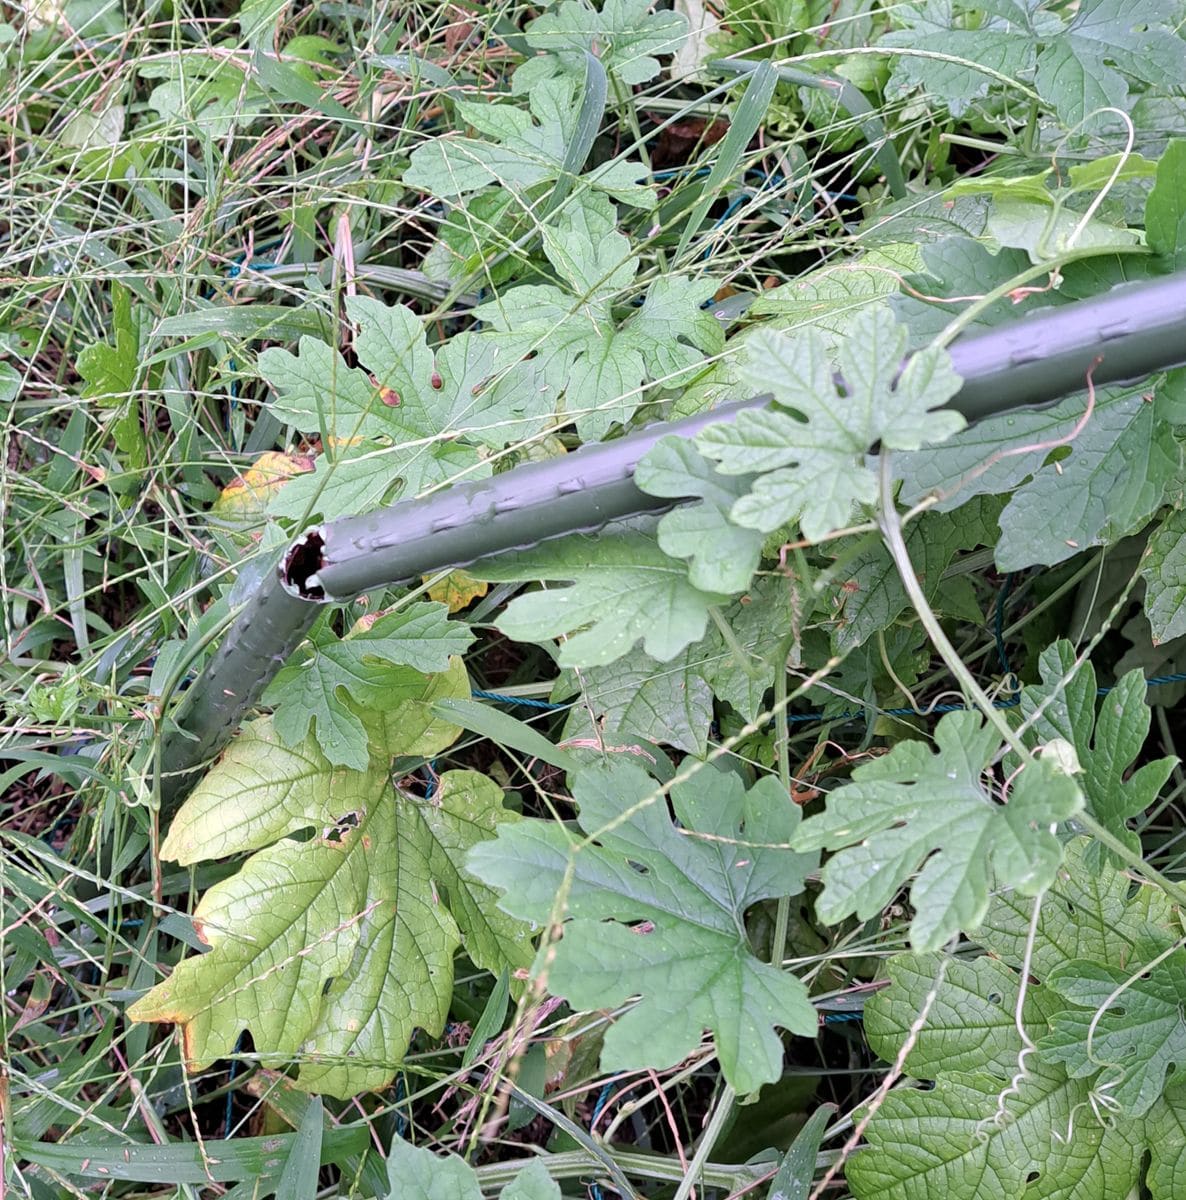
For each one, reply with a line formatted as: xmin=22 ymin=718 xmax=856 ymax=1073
xmin=591 ymin=1081 xmax=616 ymax=1126
xmin=470 ymin=690 xmax=568 ymax=710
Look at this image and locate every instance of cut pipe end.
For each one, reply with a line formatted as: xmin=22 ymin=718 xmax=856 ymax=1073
xmin=282 ymin=527 xmax=329 ymax=601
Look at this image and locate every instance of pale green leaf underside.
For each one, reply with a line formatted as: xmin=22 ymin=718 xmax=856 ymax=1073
xmin=382 ymin=1136 xmax=559 ymax=1200
xmin=133 ymin=655 xmax=532 ymax=1096
xmin=473 ymin=530 xmax=730 ymax=666
xmin=792 ymin=710 xmax=1083 ymax=950
xmin=134 ymin=765 xmax=529 ymax=1098
xmin=696 ymin=306 xmax=963 ymax=541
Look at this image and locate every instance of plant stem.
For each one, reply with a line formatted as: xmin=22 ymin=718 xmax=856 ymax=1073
xmin=877 ymin=453 xmax=1186 ymax=906
xmin=673 ymin=1083 xmax=737 ymax=1200
xmin=772 ymin=659 xmax=793 ymax=965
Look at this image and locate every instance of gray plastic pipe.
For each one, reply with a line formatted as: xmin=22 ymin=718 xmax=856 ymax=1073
xmin=159 ymin=268 xmax=1186 ymax=808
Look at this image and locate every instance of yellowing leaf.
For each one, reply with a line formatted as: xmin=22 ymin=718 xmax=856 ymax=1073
xmin=425 ymin=569 xmax=489 ymax=613
xmin=213 ymin=451 xmax=313 ymax=524
xmin=130 ymin=652 xmax=532 ymax=1096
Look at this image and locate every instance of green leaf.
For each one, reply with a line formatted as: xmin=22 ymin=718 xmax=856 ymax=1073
xmin=262 ymin=606 xmax=474 ymax=769
xmin=1145 ymin=1084 xmax=1186 ymax=1199
xmin=1042 ymin=950 xmax=1186 ymax=1117
xmin=0 ymin=361 xmax=19 ymax=403
xmin=555 ymin=645 xmax=714 ymax=756
xmin=696 ymin=307 xmax=964 ymax=541
xmin=403 ymin=76 xmax=655 ymax=209
xmin=635 ymin=436 xmax=765 ymax=594
xmin=891 ymin=236 xmax=1156 ymax=345
xmin=275 ymin=1097 xmax=323 ymax=1200
xmin=865 ymin=953 xmax=1059 ymax=1079
xmin=1142 ymin=506 xmax=1186 ymax=644
xmin=748 ymin=244 xmax=924 ymax=329
xmin=474 ymin=200 xmax=722 ymax=439
xmin=697 ymin=577 xmax=789 ymax=722
xmin=792 ymin=710 xmax=1084 ymax=950
xmin=433 ymin=698 xmax=580 ymax=774
xmin=853 ymin=843 xmax=1186 ymax=1200
xmin=830 ymin=497 xmax=1003 ymax=652
xmin=472 ymin=529 xmax=730 ymax=667
xmin=382 ymin=1135 xmax=480 ymax=1199
xmin=1017 ymin=640 xmax=1175 ymax=865
xmin=1149 ymin=140 xmax=1186 ymax=268
xmin=978 ymin=838 xmax=1176 ymax=980
xmin=381 ymin=1136 xmax=559 ymax=1200
xmin=15 ymin=1127 xmax=369 ymax=1185
xmin=520 ymin=0 xmax=688 ymax=88
xmin=847 ymin=1059 xmax=1142 ymax=1200
xmin=130 ymin=656 xmax=533 ymax=1097
xmin=896 ymin=382 xmax=1180 ymax=572
xmin=134 ymin=764 xmax=532 ymax=1099
xmin=77 ymin=283 xmax=148 ymax=472
xmin=766 ymin=1103 xmax=836 ymax=1200
xmin=258 ymin=295 xmax=549 ymax=522
xmin=882 ymin=0 xmax=1185 ymax=127
xmin=467 ymin=762 xmax=818 ymax=1093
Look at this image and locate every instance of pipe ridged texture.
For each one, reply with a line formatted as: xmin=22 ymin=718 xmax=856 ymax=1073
xmin=160 ymin=268 xmax=1186 ymax=808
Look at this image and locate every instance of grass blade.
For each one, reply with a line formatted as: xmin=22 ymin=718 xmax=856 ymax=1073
xmin=675 ymin=60 xmax=778 ymax=265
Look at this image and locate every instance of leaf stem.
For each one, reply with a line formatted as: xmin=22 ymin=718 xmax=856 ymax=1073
xmin=932 ymin=243 xmax=1150 ymax=349
xmin=708 ymin=606 xmax=766 ymax=678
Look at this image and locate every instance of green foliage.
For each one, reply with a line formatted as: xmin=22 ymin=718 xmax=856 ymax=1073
xmin=696 ymin=306 xmax=965 ymax=540
xmin=1017 ymin=640 xmax=1175 ymax=865
xmin=1148 ymin=139 xmax=1186 ymax=266
xmin=262 ymin=604 xmax=473 ymax=769
xmin=882 ymin=0 xmax=1185 ymax=127
xmin=1044 ymin=952 xmax=1186 ymax=1116
xmin=473 ymin=194 xmax=723 ymax=439
xmin=554 ymin=646 xmax=715 ymax=755
xmin=516 ymin=0 xmax=688 ymax=89
xmin=468 ymin=762 xmax=818 ymax=1093
xmin=76 ymin=283 xmax=148 ymax=476
xmin=258 ymin=296 xmax=549 ymax=523
xmin=473 ymin=529 xmax=730 ymax=666
xmin=896 ymin=381 xmax=1182 ymax=570
xmin=130 ymin=660 xmax=534 ymax=1097
xmin=1143 ymin=506 xmax=1186 ymax=642
xmin=854 ymin=841 xmax=1186 ymax=1199
xmin=382 ymin=1137 xmax=558 ymax=1200
xmin=17 ymin=2 xmax=1186 ymax=1193
xmin=635 ymin=436 xmax=765 ymax=594
xmin=792 ymin=710 xmax=1084 ymax=950
xmin=403 ymin=76 xmax=655 ymax=209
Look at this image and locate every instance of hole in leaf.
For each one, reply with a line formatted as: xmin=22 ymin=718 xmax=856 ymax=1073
xmin=986 ymin=992 xmax=1003 ymax=1006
